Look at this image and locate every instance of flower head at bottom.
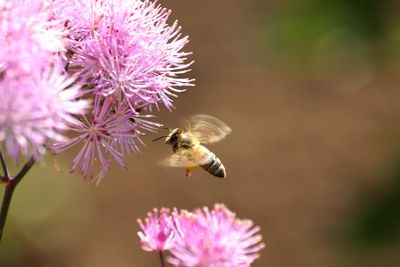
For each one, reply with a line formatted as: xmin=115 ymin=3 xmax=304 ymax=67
xmin=137 ymin=204 xmax=265 ymax=267
xmin=137 ymin=208 xmax=175 ymax=252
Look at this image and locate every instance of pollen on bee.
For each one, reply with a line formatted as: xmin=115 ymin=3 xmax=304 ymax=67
xmin=186 ymin=166 xmax=196 ymax=177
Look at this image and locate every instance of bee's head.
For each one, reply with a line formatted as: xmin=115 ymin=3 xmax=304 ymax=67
xmin=165 ymin=128 xmax=182 ymax=145
xmin=152 ymin=127 xmax=181 ymax=145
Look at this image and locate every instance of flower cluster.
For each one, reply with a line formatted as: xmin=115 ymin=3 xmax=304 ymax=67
xmin=137 ymin=204 xmax=265 ymax=267
xmin=0 ymin=0 xmax=64 ymax=78
xmin=47 ymin=0 xmax=193 ymax=179
xmin=0 ymin=0 xmax=89 ymax=162
xmin=0 ymin=0 xmax=192 ymax=179
xmin=51 ymin=0 xmax=193 ymax=110
xmin=137 ymin=208 xmax=175 ymax=252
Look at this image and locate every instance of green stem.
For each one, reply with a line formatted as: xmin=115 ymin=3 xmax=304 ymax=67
xmin=0 ymin=156 xmax=35 ymax=242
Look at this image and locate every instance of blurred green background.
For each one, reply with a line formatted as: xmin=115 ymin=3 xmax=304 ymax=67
xmin=2 ymin=0 xmax=400 ymax=266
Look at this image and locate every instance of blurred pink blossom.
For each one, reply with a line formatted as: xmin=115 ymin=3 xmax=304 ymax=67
xmin=0 ymin=0 xmax=90 ymax=162
xmin=169 ymin=204 xmax=265 ymax=267
xmin=0 ymin=64 xmax=89 ymax=161
xmin=137 ymin=204 xmax=265 ymax=267
xmin=137 ymin=208 xmax=175 ymax=252
xmin=0 ymin=0 xmax=64 ymax=79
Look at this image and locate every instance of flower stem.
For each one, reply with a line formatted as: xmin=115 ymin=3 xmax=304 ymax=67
xmin=0 ymin=156 xmax=35 ymax=242
xmin=159 ymin=250 xmax=166 ymax=267
xmin=0 ymin=151 xmax=8 ymax=180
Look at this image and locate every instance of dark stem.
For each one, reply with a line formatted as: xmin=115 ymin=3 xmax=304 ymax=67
xmin=159 ymin=250 xmax=166 ymax=267
xmin=0 ymin=156 xmax=35 ymax=242
xmin=0 ymin=151 xmax=8 ymax=180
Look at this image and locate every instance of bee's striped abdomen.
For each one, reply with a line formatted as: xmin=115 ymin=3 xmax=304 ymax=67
xmin=201 ymin=151 xmax=226 ymax=178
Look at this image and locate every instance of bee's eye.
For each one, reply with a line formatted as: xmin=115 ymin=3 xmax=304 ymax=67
xmin=170 ymin=134 xmax=178 ymax=143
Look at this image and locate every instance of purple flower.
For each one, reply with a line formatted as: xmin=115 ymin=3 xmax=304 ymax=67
xmin=0 ymin=0 xmax=89 ymax=162
xmin=137 ymin=208 xmax=175 ymax=252
xmin=169 ymin=204 xmax=265 ymax=267
xmin=0 ymin=0 xmax=65 ymax=79
xmin=0 ymin=64 xmax=89 ymax=162
xmin=48 ymin=0 xmax=194 ymax=179
xmin=51 ymin=95 xmax=160 ymax=179
xmin=52 ymin=0 xmax=194 ymax=111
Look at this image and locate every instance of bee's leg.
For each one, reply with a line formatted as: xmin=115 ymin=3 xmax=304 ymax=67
xmin=186 ymin=167 xmax=196 ymax=177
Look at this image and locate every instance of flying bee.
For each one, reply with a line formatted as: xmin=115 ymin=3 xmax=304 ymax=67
xmin=154 ymin=114 xmax=232 ymax=178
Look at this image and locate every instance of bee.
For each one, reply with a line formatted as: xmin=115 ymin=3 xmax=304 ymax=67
xmin=154 ymin=114 xmax=232 ymax=178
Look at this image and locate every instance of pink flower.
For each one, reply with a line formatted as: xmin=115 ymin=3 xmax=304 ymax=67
xmin=48 ymin=0 xmax=194 ymax=179
xmin=137 ymin=208 xmax=175 ymax=252
xmin=0 ymin=0 xmax=64 ymax=79
xmin=0 ymin=63 xmax=89 ymax=162
xmin=0 ymin=0 xmax=89 ymax=162
xmin=51 ymin=95 xmax=160 ymax=179
xmin=52 ymin=0 xmax=194 ymax=111
xmin=169 ymin=204 xmax=265 ymax=267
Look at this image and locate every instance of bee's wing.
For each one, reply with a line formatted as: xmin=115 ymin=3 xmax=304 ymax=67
xmin=161 ymin=146 xmax=212 ymax=168
xmin=187 ymin=114 xmax=232 ymax=144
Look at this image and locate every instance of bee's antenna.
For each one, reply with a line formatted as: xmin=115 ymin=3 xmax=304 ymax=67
xmin=162 ymin=127 xmax=172 ymax=131
xmin=153 ymin=136 xmax=168 ymax=142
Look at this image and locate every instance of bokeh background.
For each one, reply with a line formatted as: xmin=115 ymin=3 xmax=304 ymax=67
xmin=2 ymin=0 xmax=400 ymax=266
